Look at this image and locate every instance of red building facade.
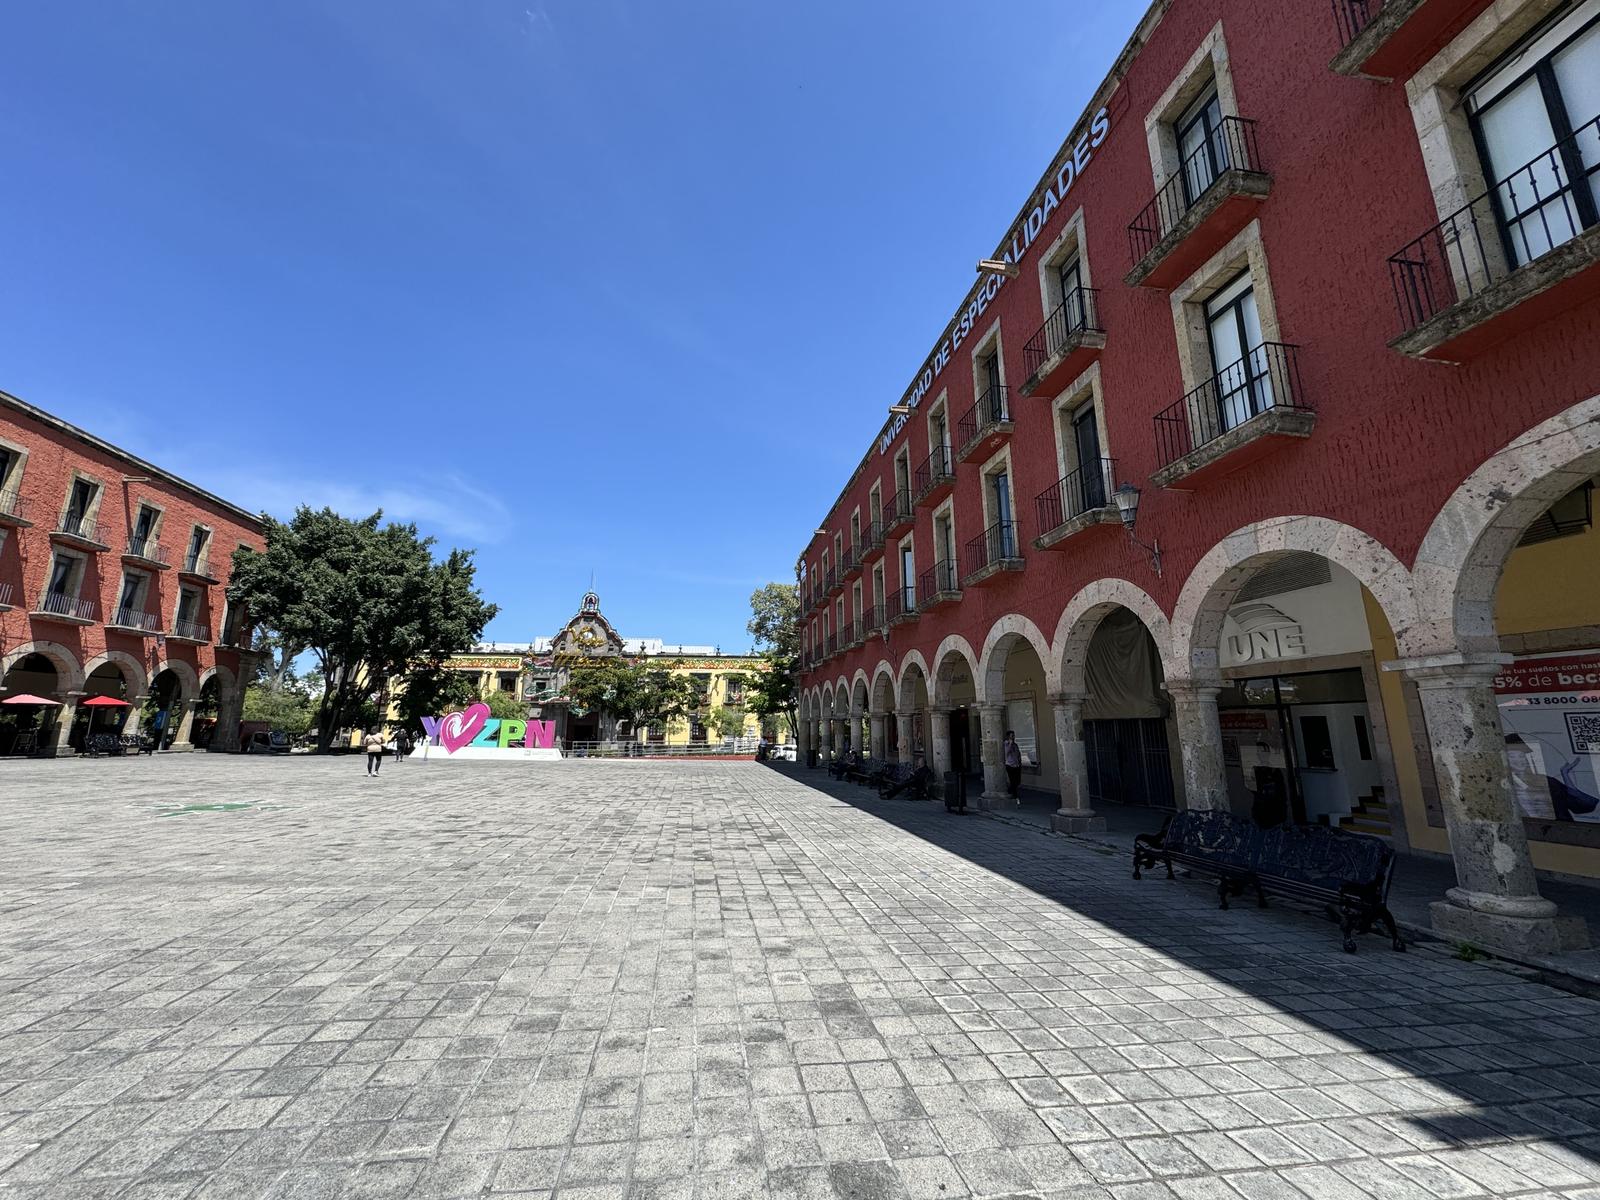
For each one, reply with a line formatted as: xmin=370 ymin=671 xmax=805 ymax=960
xmin=0 ymin=391 xmax=263 ymax=754
xmin=796 ymin=0 xmax=1600 ymax=956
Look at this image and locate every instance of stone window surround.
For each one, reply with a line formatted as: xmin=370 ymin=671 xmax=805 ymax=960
xmin=1168 ymin=218 xmax=1284 ymax=401
xmin=1404 ymin=0 xmax=1571 ymax=237
xmin=130 ymin=498 xmax=167 ymax=547
xmin=1033 ymin=206 xmax=1094 ymax=318
xmin=117 ymin=567 xmax=153 ymax=613
xmin=870 ymin=561 xmax=885 ymax=609
xmin=850 ymin=579 xmax=863 ymax=626
xmin=931 ymin=495 xmax=958 ymax=573
xmin=62 ymin=469 xmax=107 ymax=527
xmin=867 ymin=481 xmax=882 ymax=527
xmin=925 ymin=389 xmax=951 ymax=458
xmin=0 ymin=435 xmax=28 ymax=496
xmin=848 ymin=505 xmax=862 ymax=550
xmin=977 ymin=442 xmax=1018 ymax=536
xmin=1049 ymin=361 xmax=1112 ymax=487
xmin=893 ymin=448 xmax=912 ymax=499
xmin=897 ymin=533 xmax=916 ymax=593
xmin=1143 ymin=21 xmax=1241 ymax=192
xmin=47 ymin=545 xmax=89 ymax=599
xmin=967 ymin=316 xmax=1008 ymax=403
xmin=831 ymin=531 xmax=842 ymax=571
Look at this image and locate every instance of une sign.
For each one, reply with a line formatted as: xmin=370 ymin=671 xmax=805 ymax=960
xmin=419 ymin=703 xmax=559 ymax=754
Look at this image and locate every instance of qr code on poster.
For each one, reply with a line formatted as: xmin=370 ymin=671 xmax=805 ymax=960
xmin=1566 ymin=713 xmax=1600 ymax=754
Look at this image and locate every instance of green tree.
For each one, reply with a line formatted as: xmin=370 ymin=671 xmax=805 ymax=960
xmin=567 ymin=660 xmax=643 ymax=726
xmin=392 ymin=666 xmax=477 ymax=734
xmin=240 ymin=684 xmax=316 ymax=736
xmin=484 ymin=688 xmax=527 ymax=721
xmin=707 ymin=706 xmax=745 ymax=741
xmin=747 ymin=582 xmax=799 ymax=743
xmin=228 ymin=507 xmax=498 ymax=752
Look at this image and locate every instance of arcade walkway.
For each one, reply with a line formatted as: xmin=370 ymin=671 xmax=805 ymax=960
xmin=2 ymin=755 xmax=1600 ymax=1198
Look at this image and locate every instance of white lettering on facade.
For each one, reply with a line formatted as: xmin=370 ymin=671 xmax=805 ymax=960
xmin=877 ymin=106 xmax=1112 ymax=455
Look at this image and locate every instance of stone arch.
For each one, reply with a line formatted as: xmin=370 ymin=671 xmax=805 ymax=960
xmin=0 ymin=641 xmax=85 ymax=694
xmin=1413 ymin=395 xmax=1600 ymax=657
xmin=150 ymin=658 xmax=200 ymax=701
xmin=930 ymin=634 xmax=980 ymax=708
xmin=1052 ymin=578 xmax=1176 ymax=695
xmin=977 ymin=614 xmax=1056 ymax=705
xmin=82 ymin=649 xmax=148 ymax=699
xmin=1170 ymin=516 xmax=1418 ymax=677
xmin=896 ymin=650 xmax=931 ymax=712
xmin=870 ymin=661 xmax=897 ymax=714
xmin=820 ymin=684 xmax=835 ymax=717
xmin=849 ymin=672 xmax=870 ymax=718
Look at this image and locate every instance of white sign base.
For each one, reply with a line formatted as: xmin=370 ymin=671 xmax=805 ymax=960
xmin=409 ymin=746 xmax=565 ymax=763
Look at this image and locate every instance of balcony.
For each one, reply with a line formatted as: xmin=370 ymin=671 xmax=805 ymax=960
xmin=861 ymin=603 xmax=885 ymax=637
xmin=885 ymin=489 xmax=915 ymax=534
xmin=825 ymin=633 xmax=839 ymax=657
xmin=860 ymin=520 xmax=886 ymax=562
xmin=841 ymin=543 xmax=861 ymax=580
xmin=913 ymin=446 xmax=956 ymax=507
xmin=0 ymin=581 xmax=12 ymax=612
xmin=168 ymin=618 xmax=211 ymax=644
xmin=123 ymin=535 xmax=170 ymax=570
xmin=51 ymin=512 xmax=111 ymax=553
xmin=841 ymin=618 xmax=864 ymax=651
xmin=1020 ymin=288 xmax=1106 ymax=397
xmin=824 ymin=567 xmax=842 ymax=597
xmin=886 ymin=586 xmax=918 ymax=626
xmin=1387 ymin=117 xmax=1600 ymax=362
xmin=1330 ymin=0 xmax=1497 ymax=80
xmin=106 ymin=607 xmax=163 ymax=636
xmin=31 ymin=591 xmax=97 ymax=626
xmin=1034 ymin=458 xmax=1120 ymax=550
xmin=961 ymin=520 xmax=1024 ymax=588
xmin=0 ymin=490 xmax=31 ymax=529
xmin=1126 ymin=117 xmax=1271 ymax=289
xmin=956 ymin=386 xmax=1013 ymax=464
xmin=1152 ymin=343 xmax=1314 ymax=488
xmin=917 ymin=560 xmax=961 ymax=609
xmin=180 ymin=553 xmax=221 ymax=586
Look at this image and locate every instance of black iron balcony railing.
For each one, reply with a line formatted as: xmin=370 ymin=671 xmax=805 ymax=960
xmin=36 ymin=591 xmax=97 ymax=622
xmin=913 ymin=445 xmax=955 ymax=496
xmin=1128 ymin=116 xmax=1263 ymax=264
xmin=0 ymin=582 xmax=12 ymax=608
xmin=1023 ymin=288 xmax=1103 ymax=378
xmin=842 ymin=543 xmax=860 ymax=576
xmin=844 ymin=617 xmax=863 ymax=646
xmin=957 ymin=385 xmax=1011 ymax=450
xmin=861 ymin=603 xmax=884 ymax=634
xmin=183 ymin=551 xmax=214 ymax=577
xmin=886 ymin=488 xmax=915 ymax=529
xmin=863 ymin=519 xmax=885 ymax=552
xmin=962 ymin=520 xmax=1022 ymax=581
xmin=1389 ymin=114 xmax=1600 ymax=335
xmin=172 ymin=618 xmax=210 ymax=642
xmin=1331 ymin=0 xmax=1380 ymax=48
xmin=1153 ymin=343 xmax=1307 ymax=468
xmin=918 ymin=558 xmax=959 ymax=600
xmin=126 ymin=534 xmax=163 ymax=562
xmin=0 ymin=490 xmax=27 ymax=523
xmin=57 ymin=511 xmax=102 ymax=544
xmin=110 ymin=606 xmax=162 ymax=633
xmin=1035 ymin=457 xmax=1116 ymax=537
xmin=824 ymin=567 xmax=839 ymax=594
xmin=826 ymin=633 xmax=839 ymax=656
xmin=886 ymin=585 xmax=917 ymax=622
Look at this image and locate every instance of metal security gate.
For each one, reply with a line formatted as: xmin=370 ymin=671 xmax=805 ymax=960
xmin=1085 ymin=717 xmax=1175 ymax=809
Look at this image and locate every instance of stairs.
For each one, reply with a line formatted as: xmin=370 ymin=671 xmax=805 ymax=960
xmin=1339 ymin=789 xmax=1392 ymax=838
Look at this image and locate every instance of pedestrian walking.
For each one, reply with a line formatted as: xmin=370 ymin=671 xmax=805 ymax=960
xmin=1003 ymin=730 xmax=1022 ymax=801
xmin=363 ymin=729 xmax=385 ymax=776
xmin=395 ymin=728 xmax=412 ymax=765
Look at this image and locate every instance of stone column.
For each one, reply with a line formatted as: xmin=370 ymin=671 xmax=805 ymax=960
xmin=797 ymin=719 xmax=810 ymax=765
xmin=896 ymin=713 xmax=914 ymax=765
xmin=123 ymin=696 xmax=149 ymax=741
xmin=45 ymin=691 xmax=83 ymax=757
xmin=1166 ymin=680 xmax=1227 ymax=811
xmin=819 ymin=718 xmax=832 ymax=765
xmin=978 ymin=703 xmax=1009 ymax=807
xmin=211 ymin=675 xmax=244 ymax=753
xmin=869 ymin=713 xmax=887 ymax=761
xmin=929 ymin=706 xmax=952 ymax=785
xmin=168 ymin=699 xmax=196 ymax=752
xmin=1050 ymin=693 xmax=1104 ymax=833
xmin=1397 ymin=654 xmax=1590 ymax=955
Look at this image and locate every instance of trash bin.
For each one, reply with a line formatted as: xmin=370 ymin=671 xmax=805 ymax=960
xmin=943 ymin=770 xmax=967 ymax=813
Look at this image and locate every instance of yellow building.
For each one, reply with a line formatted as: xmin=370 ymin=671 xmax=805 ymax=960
xmin=396 ymin=592 xmax=785 ymax=748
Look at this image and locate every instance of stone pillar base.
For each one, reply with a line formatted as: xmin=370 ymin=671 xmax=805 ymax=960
xmin=1430 ymin=900 xmax=1591 ymax=957
xmin=48 ymin=745 xmax=77 ymax=758
xmin=977 ymin=791 xmax=1012 ymax=811
xmin=1052 ymin=810 xmax=1106 ymax=834
xmin=164 ymin=742 xmax=195 ymax=754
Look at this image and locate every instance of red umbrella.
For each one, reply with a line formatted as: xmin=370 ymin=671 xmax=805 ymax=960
xmin=80 ymin=696 xmax=129 ymax=707
xmin=1 ymin=693 xmax=60 ymax=706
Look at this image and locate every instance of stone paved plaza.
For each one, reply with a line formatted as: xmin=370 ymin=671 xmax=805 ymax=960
xmin=4 ymin=758 xmax=1600 ymax=1199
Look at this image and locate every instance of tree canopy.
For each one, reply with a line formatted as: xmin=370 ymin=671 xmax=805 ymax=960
xmin=746 ymin=582 xmax=799 ymax=742
xmin=566 ymin=661 xmax=704 ymax=738
xmin=228 ymin=506 xmax=497 ymax=751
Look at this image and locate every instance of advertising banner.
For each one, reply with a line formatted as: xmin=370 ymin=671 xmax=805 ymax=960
xmin=1494 ymin=651 xmax=1600 ymax=822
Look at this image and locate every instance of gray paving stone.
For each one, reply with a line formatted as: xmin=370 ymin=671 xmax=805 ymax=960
xmin=2 ymin=757 xmax=1600 ymax=1199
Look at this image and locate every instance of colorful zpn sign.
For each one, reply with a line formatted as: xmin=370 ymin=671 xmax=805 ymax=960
xmin=417 ymin=702 xmax=561 ymax=758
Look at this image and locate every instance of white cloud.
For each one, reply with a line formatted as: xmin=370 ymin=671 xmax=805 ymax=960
xmin=214 ymin=471 xmax=512 ymax=546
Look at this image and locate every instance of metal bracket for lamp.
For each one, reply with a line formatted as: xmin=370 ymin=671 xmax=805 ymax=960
xmin=1113 ymin=482 xmax=1161 ymax=577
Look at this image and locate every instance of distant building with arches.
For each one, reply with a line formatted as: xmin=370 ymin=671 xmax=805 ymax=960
xmin=0 ymin=391 xmax=263 ymax=754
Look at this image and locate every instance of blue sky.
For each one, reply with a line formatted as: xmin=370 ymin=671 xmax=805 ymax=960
xmin=0 ymin=1 xmax=1129 ymax=650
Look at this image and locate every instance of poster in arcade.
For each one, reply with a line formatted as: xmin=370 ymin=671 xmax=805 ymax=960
xmin=1494 ymin=651 xmax=1600 ymax=823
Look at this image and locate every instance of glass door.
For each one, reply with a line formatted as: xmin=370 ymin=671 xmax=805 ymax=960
xmin=1178 ymin=88 xmax=1227 ymax=204
xmin=1204 ymin=270 xmax=1271 ymax=433
xmin=991 ymin=471 xmax=1015 ymax=558
xmin=1058 ymin=256 xmax=1084 ymax=332
xmin=1072 ymin=405 xmax=1104 ymax=512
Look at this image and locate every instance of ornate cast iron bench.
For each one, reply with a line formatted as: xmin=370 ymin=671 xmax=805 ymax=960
xmin=1133 ymin=810 xmax=1404 ymax=953
xmin=827 ymin=750 xmax=860 ymax=781
xmin=877 ymin=762 xmax=933 ymax=801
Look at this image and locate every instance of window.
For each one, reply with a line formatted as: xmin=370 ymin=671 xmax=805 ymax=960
xmin=900 ymin=540 xmax=916 ymax=606
xmin=988 ymin=467 xmax=1017 ymax=559
xmin=186 ymin=526 xmax=211 ymax=572
xmin=849 ymin=510 xmax=861 ymax=548
xmin=176 ymin=587 xmax=200 ymax=624
xmin=872 ymin=563 xmax=884 ymax=608
xmin=869 ymin=484 xmax=882 ymax=529
xmin=220 ymin=600 xmax=243 ymax=645
xmin=894 ymin=450 xmax=912 ymax=509
xmin=835 ymin=598 xmax=844 ymax=631
xmin=63 ymin=478 xmax=97 ymax=536
xmin=1057 ymin=256 xmax=1086 ymax=332
xmin=116 ymin=572 xmax=145 ymax=618
xmin=0 ymin=445 xmax=15 ymax=496
xmin=498 ymin=672 xmax=518 ymax=693
xmin=1466 ymin=1 xmax=1600 ymax=267
xmin=1177 ymin=85 xmax=1227 ymax=203
xmin=131 ymin=505 xmax=159 ymax=556
xmin=1204 ymin=269 xmax=1273 ymax=431
xmin=46 ymin=552 xmax=81 ymax=601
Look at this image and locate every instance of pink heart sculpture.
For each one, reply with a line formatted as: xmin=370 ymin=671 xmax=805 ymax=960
xmin=439 ymin=703 xmax=490 ymax=754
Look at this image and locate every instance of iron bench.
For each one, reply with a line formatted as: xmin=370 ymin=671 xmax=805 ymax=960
xmin=1133 ymin=810 xmax=1404 ymax=953
xmin=878 ymin=762 xmax=933 ymax=801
